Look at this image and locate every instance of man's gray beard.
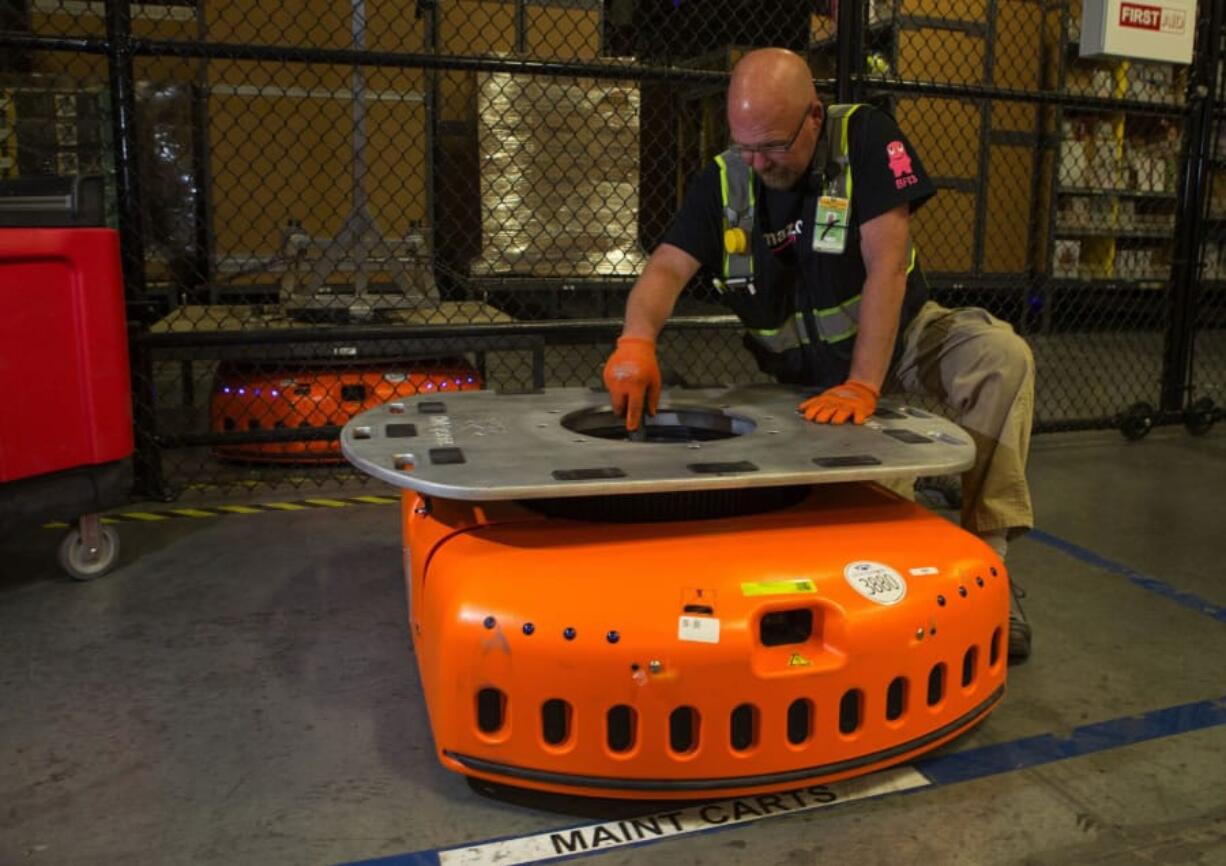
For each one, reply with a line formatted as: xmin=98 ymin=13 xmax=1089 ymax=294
xmin=760 ymin=168 xmax=803 ymax=190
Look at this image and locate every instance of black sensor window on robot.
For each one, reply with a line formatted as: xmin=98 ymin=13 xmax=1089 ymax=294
xmin=871 ymin=407 xmax=906 ymax=420
xmin=813 ymin=455 xmax=882 ymax=467
xmin=385 ymin=423 xmax=418 ymax=438
xmin=883 ymin=429 xmax=933 ymax=444
xmin=428 ymin=447 xmax=466 ymax=465
xmin=687 ymin=461 xmax=758 ymax=474
xmin=552 ymin=467 xmax=627 ymax=481
xmin=418 ymin=401 xmax=447 ymax=414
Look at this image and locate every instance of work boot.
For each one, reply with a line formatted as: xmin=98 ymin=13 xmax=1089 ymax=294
xmin=1008 ymin=580 xmax=1032 ymax=662
xmin=915 ymin=474 xmax=963 ymax=510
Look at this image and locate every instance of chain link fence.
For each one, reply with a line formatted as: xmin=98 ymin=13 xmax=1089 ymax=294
xmin=1194 ymin=23 xmax=1226 ymax=432
xmin=1 ymin=0 xmax=1222 ymax=500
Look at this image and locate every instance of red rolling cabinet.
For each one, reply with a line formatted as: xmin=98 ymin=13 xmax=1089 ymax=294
xmin=0 ymin=187 xmax=134 ymax=579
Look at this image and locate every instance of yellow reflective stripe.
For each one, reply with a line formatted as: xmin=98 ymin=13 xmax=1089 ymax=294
xmin=351 ymin=495 xmax=397 ymax=504
xmin=170 ymin=508 xmax=214 ymax=518
xmin=216 ymin=504 xmax=262 ymax=514
xmin=303 ymin=498 xmax=348 ymax=508
xmin=840 ymin=106 xmax=856 ymax=153
xmin=813 ymin=299 xmax=860 ymax=343
xmin=262 ymin=502 xmax=307 ymax=511
xmin=715 ymin=153 xmax=731 ymax=278
xmin=815 ymin=296 xmax=860 ymax=319
xmin=840 ymin=104 xmax=862 ymax=202
xmin=122 ymin=511 xmax=170 ymax=521
xmin=906 ymin=244 xmax=917 ymax=275
xmin=820 ymin=321 xmax=859 ymax=342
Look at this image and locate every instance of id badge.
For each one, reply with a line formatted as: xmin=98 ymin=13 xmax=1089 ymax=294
xmin=812 ymin=195 xmax=849 ymax=254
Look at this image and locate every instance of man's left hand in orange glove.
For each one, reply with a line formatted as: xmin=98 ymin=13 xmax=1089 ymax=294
xmin=798 ymin=379 xmax=880 ymax=425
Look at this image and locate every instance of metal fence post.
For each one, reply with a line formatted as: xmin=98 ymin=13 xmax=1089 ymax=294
xmin=1161 ymin=0 xmax=1224 ymax=415
xmin=835 ymin=0 xmax=864 ymax=104
xmin=105 ymin=0 xmax=164 ymax=498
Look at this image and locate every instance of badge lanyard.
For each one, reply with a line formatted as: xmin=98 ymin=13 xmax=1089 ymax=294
xmin=812 ymin=195 xmax=849 ymax=255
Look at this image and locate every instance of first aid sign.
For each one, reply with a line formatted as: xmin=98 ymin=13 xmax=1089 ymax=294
xmin=1119 ymin=1 xmax=1188 ymax=32
xmin=1081 ymin=0 xmax=1194 ymax=63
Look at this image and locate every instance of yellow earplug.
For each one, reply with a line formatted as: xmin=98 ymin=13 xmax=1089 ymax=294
xmin=724 ymin=227 xmax=748 ymax=255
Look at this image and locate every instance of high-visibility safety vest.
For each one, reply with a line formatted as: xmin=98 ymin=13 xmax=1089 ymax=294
xmin=714 ymin=103 xmax=918 ymax=368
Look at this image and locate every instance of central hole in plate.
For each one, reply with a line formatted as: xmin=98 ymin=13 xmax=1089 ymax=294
xmin=561 ymin=406 xmax=756 ymax=443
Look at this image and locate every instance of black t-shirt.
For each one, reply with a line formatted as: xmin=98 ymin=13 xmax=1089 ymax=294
xmin=661 ymin=105 xmax=936 ymax=386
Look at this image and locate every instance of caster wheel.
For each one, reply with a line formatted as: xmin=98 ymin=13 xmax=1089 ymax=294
xmin=58 ymin=524 xmax=120 ymax=581
xmin=1185 ymin=397 xmax=1216 ymax=437
xmin=1120 ymin=401 xmax=1154 ymax=441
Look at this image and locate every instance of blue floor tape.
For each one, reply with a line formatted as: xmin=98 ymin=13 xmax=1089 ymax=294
xmin=340 ymin=695 xmax=1226 ymax=866
xmin=1028 ymin=528 xmax=1226 ymax=625
xmin=918 ymin=695 xmax=1226 ymax=784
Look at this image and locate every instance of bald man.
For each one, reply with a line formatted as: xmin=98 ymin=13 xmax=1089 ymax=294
xmin=602 ymin=48 xmax=1036 ymax=661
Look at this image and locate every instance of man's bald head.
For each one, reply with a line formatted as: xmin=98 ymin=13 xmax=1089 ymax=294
xmin=727 ymin=49 xmax=822 ymax=190
xmin=728 ymin=48 xmax=817 ymax=127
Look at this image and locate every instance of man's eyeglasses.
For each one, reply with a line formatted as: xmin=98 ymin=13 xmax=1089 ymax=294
xmin=731 ymin=104 xmax=814 ymax=159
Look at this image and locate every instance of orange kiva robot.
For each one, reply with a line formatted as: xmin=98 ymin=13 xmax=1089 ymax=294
xmin=210 ymin=359 xmax=481 ymax=462
xmin=344 ymin=387 xmax=1008 ymax=799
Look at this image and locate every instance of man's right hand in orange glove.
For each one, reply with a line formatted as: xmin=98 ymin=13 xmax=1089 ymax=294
xmin=602 ymin=336 xmax=660 ymax=431
xmin=798 ymin=379 xmax=880 ymax=425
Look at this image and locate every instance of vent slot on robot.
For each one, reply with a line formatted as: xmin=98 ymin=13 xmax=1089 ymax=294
xmin=669 ymin=706 xmax=700 ymax=754
xmin=962 ymin=647 xmax=979 ymax=687
xmin=730 ymin=704 xmax=758 ymax=752
xmin=927 ymin=664 xmax=947 ymax=706
xmin=787 ymin=699 xmax=814 ymax=745
xmin=541 ymin=699 xmax=572 ymax=746
xmin=476 ymin=687 xmax=506 ymax=735
xmin=607 ymin=705 xmax=637 ymax=753
xmin=839 ymin=689 xmax=863 ymax=735
xmin=886 ymin=676 xmax=908 ymax=721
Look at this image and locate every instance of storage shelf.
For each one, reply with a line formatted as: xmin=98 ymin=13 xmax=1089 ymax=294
xmin=1046 ymin=20 xmax=1195 ymax=294
xmin=809 ymin=19 xmax=896 ymax=53
xmin=1058 ymin=186 xmax=1177 ymax=200
xmin=1054 ymin=225 xmax=1175 ymax=239
xmin=1045 ymin=278 xmax=1167 ymax=290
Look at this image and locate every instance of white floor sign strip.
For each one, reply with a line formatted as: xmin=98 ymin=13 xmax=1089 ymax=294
xmin=438 ymin=767 xmax=931 ymax=866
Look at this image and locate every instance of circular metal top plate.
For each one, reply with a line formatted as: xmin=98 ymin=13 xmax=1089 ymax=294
xmin=340 ymin=385 xmax=974 ymax=500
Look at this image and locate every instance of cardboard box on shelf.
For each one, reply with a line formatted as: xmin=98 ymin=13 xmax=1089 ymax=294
xmin=1090 ymin=143 xmax=1119 ymax=188
xmin=1060 ymin=139 xmax=1091 ymax=187
xmin=1054 ymin=239 xmax=1082 ymax=277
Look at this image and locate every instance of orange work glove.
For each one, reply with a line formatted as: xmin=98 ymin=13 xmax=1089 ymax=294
xmin=602 ymin=336 xmax=661 ymax=431
xmin=798 ymin=379 xmax=880 ymax=425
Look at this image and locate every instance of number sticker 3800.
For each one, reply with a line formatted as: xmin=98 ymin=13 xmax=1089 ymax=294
xmin=843 ymin=561 xmax=907 ymax=605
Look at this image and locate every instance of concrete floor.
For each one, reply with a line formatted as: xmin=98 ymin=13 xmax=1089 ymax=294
xmin=2 ymin=427 xmax=1225 ymax=865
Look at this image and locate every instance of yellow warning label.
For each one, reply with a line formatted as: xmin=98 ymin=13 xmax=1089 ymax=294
xmin=741 ymin=578 xmax=817 ymax=597
xmin=787 ymin=653 xmax=811 ymax=667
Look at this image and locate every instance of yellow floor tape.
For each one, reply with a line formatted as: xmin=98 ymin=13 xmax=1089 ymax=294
xmin=43 ymin=494 xmax=399 ymax=529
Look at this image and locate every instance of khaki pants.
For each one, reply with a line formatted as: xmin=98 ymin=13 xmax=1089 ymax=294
xmin=882 ymin=301 xmax=1035 ymax=537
